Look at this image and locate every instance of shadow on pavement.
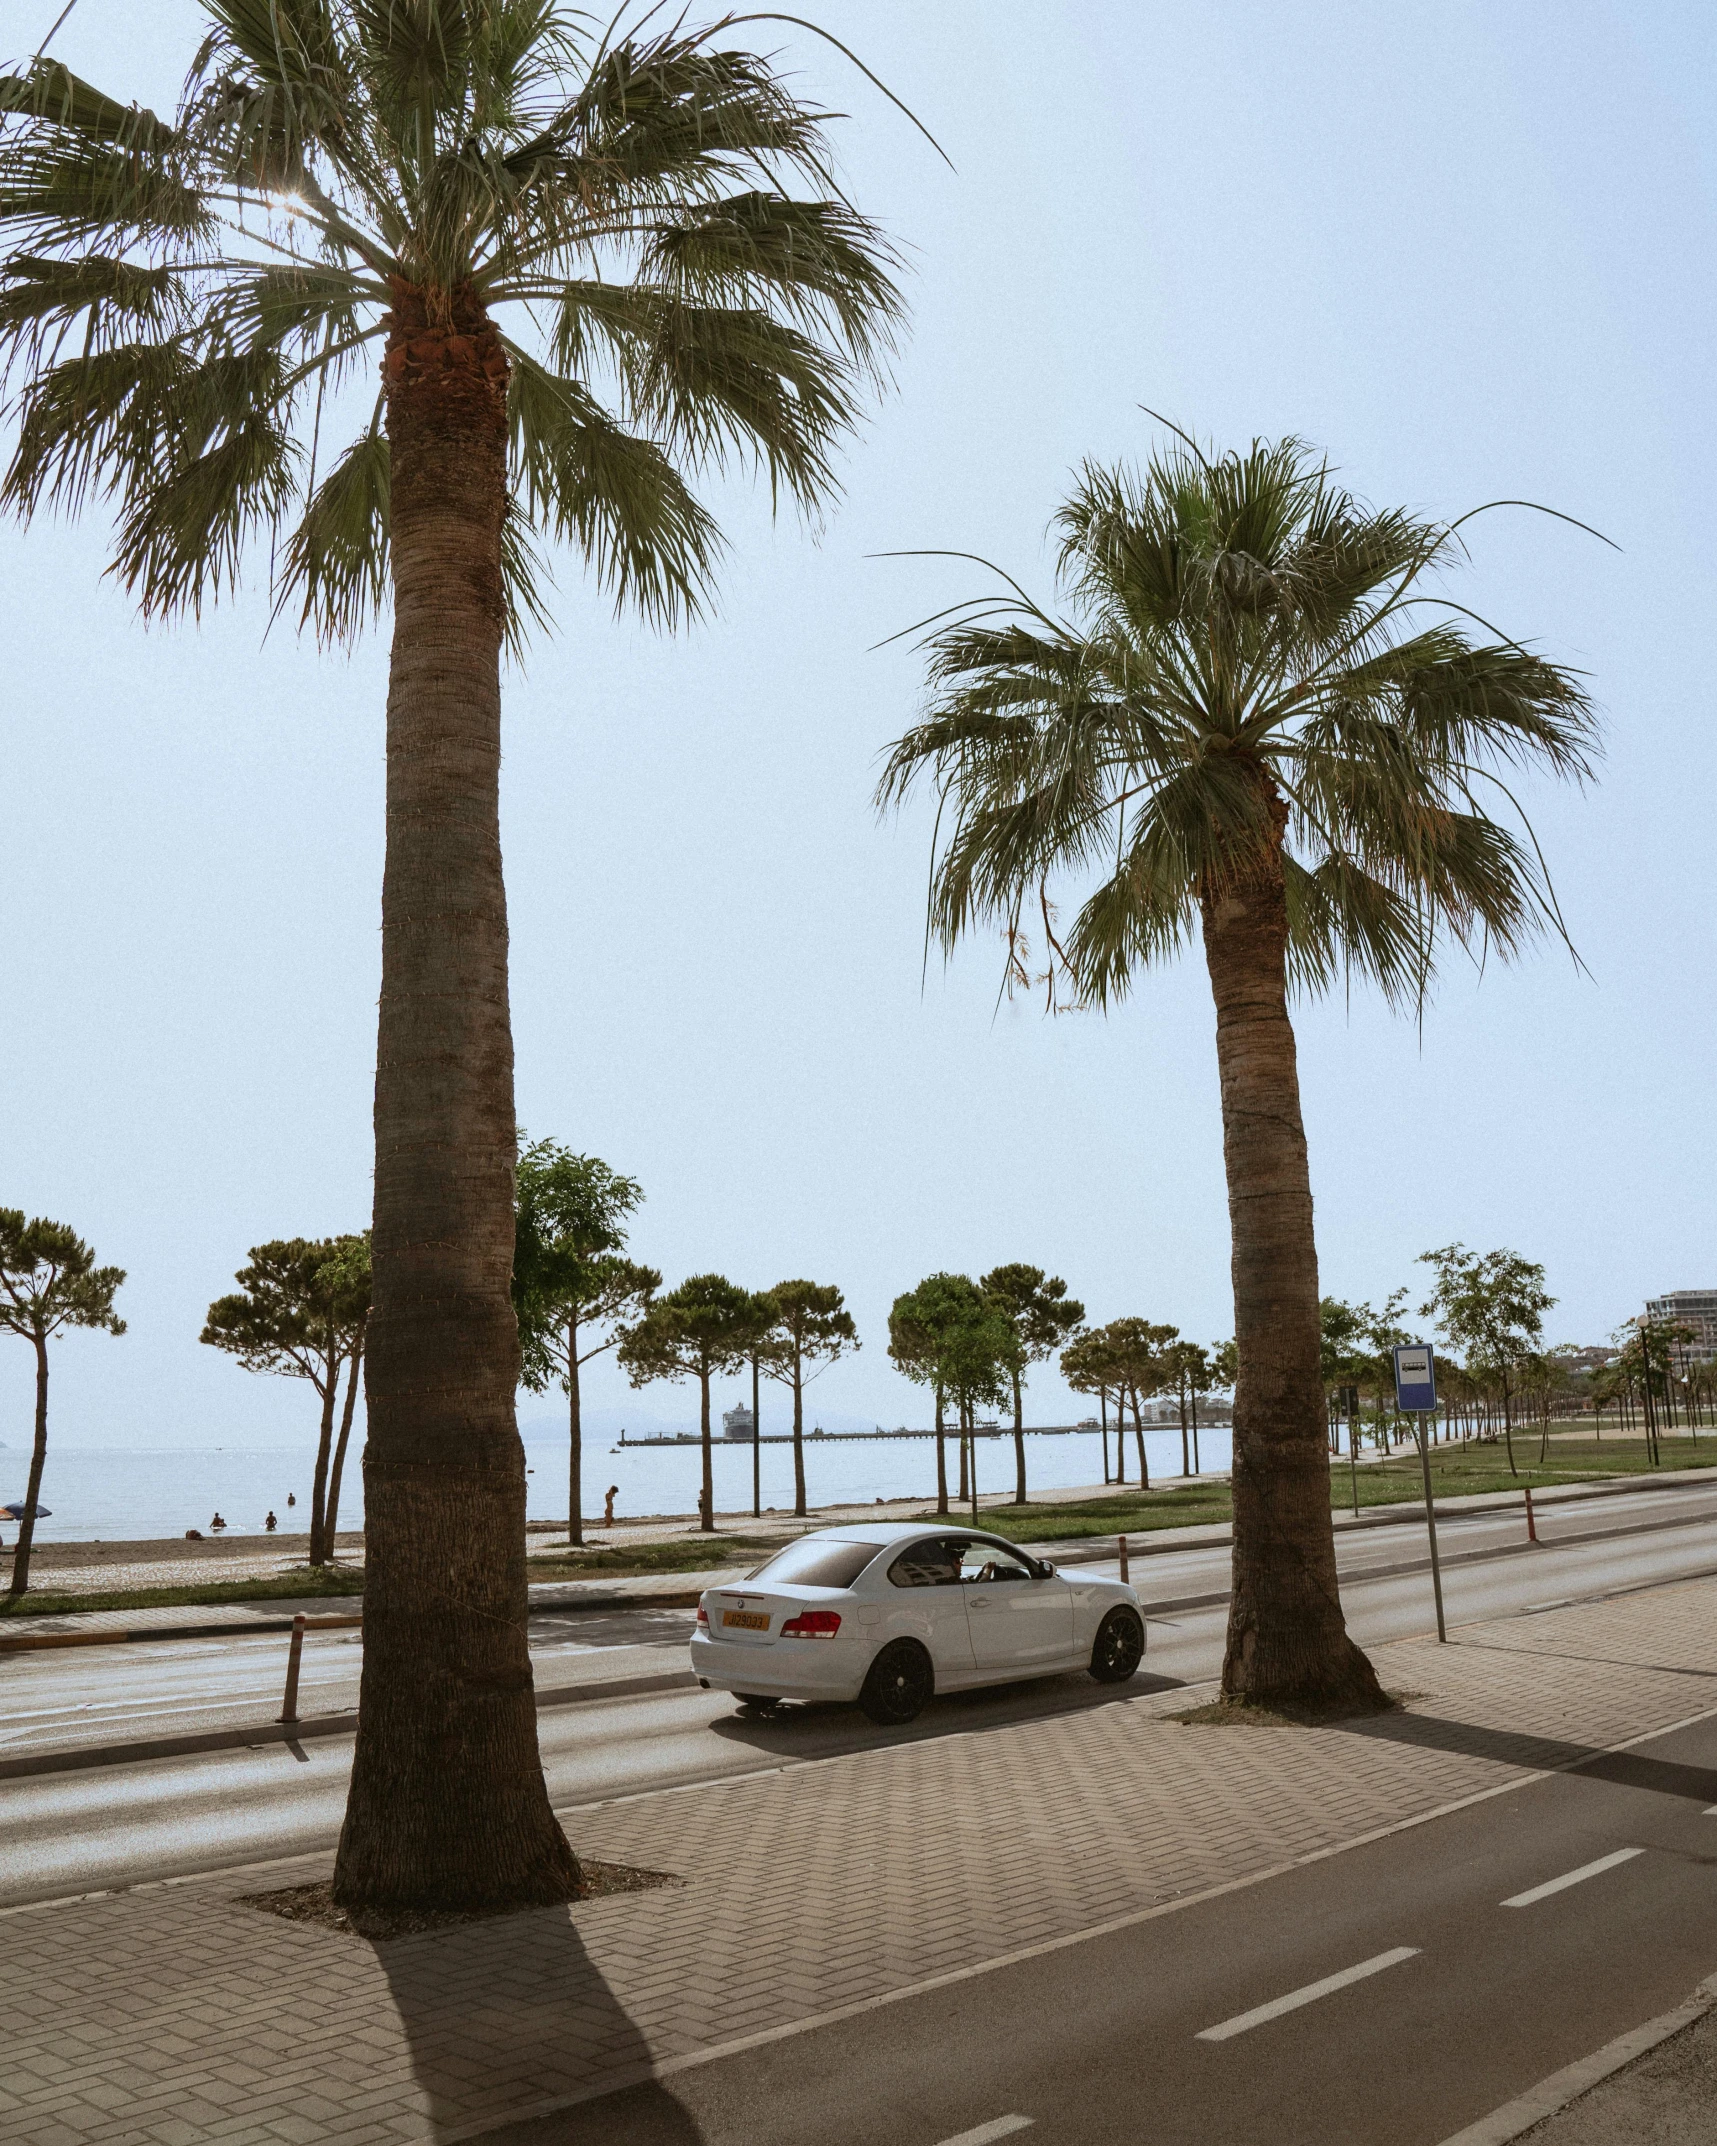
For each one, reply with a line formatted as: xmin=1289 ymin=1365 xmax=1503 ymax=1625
xmin=703 ymin=1665 xmax=1185 ymax=1761
xmin=1338 ymin=1706 xmax=1717 ymax=1805
xmin=373 ymin=1898 xmax=704 ymax=2144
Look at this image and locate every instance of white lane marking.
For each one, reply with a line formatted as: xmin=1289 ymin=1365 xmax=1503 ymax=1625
xmin=933 ymin=2120 xmax=1033 ymax=2146
xmin=1195 ymin=1947 xmax=1419 ymax=2041
xmin=1501 ymin=1846 xmax=1643 ymax=1908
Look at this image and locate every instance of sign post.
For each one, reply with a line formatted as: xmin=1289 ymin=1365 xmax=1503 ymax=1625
xmin=1392 ymin=1345 xmax=1446 ymax=1642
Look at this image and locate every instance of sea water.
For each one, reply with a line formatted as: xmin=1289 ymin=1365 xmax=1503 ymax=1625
xmin=5 ymin=1421 xmax=1234 ymax=1543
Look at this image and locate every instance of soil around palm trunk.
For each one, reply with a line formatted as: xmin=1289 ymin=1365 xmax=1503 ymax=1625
xmin=1171 ymin=1689 xmax=1418 ymax=1729
xmin=239 ymin=1863 xmax=682 ymax=1941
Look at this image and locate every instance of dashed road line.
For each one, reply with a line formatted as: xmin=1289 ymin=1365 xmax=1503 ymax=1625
xmin=1195 ymin=1947 xmax=1419 ymax=2041
xmin=1501 ymin=1846 xmax=1643 ymax=1908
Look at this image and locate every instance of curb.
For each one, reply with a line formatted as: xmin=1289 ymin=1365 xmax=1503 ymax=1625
xmin=1432 ymin=1976 xmax=1717 ymax=2144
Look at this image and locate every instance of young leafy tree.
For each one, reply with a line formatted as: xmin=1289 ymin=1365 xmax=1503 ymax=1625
xmin=0 ymin=8 xmax=908 ymax=1911
xmin=201 ymin=1236 xmax=368 ymax=1562
xmin=1060 ymin=1318 xmax=1175 ymax=1487
xmin=513 ymin=1142 xmax=656 ymax=1546
xmin=317 ymin=1232 xmax=371 ymax=1548
xmin=880 ymin=432 xmax=1597 ymax=1711
xmin=0 ymin=1211 xmax=125 ymax=1596
xmin=759 ymin=1279 xmax=858 ymax=1519
xmin=618 ymin=1275 xmax=771 ymax=1532
xmin=1419 ymin=1246 xmax=1555 ymax=1476
xmin=1159 ymin=1337 xmax=1215 ymax=1476
xmin=980 ymin=1262 xmax=1084 ymax=1504
xmin=888 ymin=1273 xmax=1016 ymax=1515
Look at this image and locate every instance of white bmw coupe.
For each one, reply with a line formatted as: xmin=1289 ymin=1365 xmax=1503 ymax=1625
xmin=691 ymin=1521 xmax=1146 ymax=1723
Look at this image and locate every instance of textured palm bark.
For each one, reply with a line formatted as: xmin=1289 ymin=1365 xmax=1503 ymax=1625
xmin=1012 ymin=1370 xmax=1027 ymax=1506
xmin=1204 ymin=812 xmax=1386 ymax=1713
xmin=7 ymin=1338 xmax=49 ymax=1596
xmin=333 ymin=281 xmax=577 ymax=1912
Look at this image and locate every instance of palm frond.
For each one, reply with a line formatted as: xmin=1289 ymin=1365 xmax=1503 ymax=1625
xmin=507 ymin=345 xmax=721 ymax=623
xmin=275 ymin=422 xmax=389 ymax=642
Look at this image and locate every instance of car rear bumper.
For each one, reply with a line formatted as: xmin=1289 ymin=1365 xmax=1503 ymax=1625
xmin=690 ymin=1630 xmax=868 ymax=1702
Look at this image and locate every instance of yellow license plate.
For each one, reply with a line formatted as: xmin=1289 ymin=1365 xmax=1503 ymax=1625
xmin=722 ymin=1609 xmax=770 ymax=1631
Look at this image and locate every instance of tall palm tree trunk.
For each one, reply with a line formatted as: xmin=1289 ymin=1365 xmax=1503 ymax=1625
xmin=7 ymin=1335 xmax=49 ymax=1597
xmin=934 ymin=1387 xmax=948 ymax=1515
xmin=335 ymin=282 xmax=576 ymax=1913
xmin=1203 ymin=827 xmax=1385 ymax=1713
xmin=1012 ymin=1369 xmax=1027 ymax=1506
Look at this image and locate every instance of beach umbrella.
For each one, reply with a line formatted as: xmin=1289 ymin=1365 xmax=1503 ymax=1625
xmin=1 ymin=1502 xmax=50 ymax=1519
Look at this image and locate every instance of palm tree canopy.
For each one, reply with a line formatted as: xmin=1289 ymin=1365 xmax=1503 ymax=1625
xmin=0 ymin=3 xmax=907 ymax=640
xmin=878 ymin=434 xmax=1600 ymax=1010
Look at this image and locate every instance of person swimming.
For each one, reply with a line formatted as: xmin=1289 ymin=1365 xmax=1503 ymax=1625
xmin=264 ymin=1510 xmax=278 ymax=1532
xmin=210 ymin=1512 xmax=226 ymax=1531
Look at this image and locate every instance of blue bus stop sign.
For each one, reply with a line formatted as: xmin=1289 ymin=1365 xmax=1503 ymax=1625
xmin=1393 ymin=1344 xmax=1437 ymax=1414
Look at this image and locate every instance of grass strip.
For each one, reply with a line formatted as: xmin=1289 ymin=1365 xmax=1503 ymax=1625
xmin=526 ymin=1535 xmax=780 ymax=1580
xmin=967 ymin=1437 xmax=1717 ymax=1546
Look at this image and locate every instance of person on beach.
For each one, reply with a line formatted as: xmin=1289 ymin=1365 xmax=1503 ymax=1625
xmin=604 ymin=1485 xmax=618 ymax=1525
xmin=265 ymin=1510 xmax=278 ymax=1532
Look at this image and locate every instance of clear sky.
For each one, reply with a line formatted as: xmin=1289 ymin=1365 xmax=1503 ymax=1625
xmin=3 ymin=0 xmax=1713 ymax=1452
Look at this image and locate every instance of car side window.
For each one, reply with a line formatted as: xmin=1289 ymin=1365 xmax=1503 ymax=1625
xmin=955 ymin=1541 xmax=1035 ymax=1585
xmin=887 ymin=1539 xmax=963 ymax=1588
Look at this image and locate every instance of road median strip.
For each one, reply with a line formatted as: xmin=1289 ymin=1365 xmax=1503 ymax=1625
xmin=0 ymin=1668 xmax=698 ymax=1783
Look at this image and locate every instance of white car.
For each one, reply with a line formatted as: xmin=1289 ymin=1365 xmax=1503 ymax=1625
xmin=690 ymin=1521 xmax=1146 ymax=1724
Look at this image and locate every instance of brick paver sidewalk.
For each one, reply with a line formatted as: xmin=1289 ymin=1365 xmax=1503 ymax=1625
xmin=9 ymin=1577 xmax=1717 ymax=2146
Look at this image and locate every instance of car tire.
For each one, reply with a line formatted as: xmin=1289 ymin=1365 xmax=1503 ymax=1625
xmin=1089 ymin=1605 xmax=1145 ymax=1683
xmin=858 ymin=1639 xmax=933 ymax=1725
xmin=734 ymin=1693 xmax=782 ymax=1713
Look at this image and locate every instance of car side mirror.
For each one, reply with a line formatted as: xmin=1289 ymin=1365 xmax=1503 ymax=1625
xmin=1034 ymin=1559 xmax=1055 ymax=1579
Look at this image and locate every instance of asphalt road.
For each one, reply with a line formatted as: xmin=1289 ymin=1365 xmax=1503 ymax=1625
xmin=2 ymin=1481 xmax=1714 ymax=1910
xmin=542 ymin=1710 xmax=1717 ymax=2146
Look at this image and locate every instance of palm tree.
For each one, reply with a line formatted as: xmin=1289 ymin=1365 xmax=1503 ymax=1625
xmin=879 ymin=432 xmax=1598 ymax=1711
xmin=1 ymin=6 xmax=906 ymax=1911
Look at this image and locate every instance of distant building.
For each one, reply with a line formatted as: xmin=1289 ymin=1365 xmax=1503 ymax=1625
xmin=721 ymin=1403 xmax=755 ymax=1442
xmin=1553 ymin=1346 xmax=1619 ymax=1376
xmin=1645 ymin=1292 xmax=1717 ymax=1367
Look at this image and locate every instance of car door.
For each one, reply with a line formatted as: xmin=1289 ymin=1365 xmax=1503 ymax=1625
xmin=882 ymin=1535 xmax=976 ymax=1679
xmin=956 ymin=1538 xmax=1076 ymax=1670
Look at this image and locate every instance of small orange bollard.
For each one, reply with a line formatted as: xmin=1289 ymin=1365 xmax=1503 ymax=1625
xmin=1525 ymin=1487 xmax=1539 ymax=1545
xmin=1118 ymin=1533 xmax=1130 ymax=1584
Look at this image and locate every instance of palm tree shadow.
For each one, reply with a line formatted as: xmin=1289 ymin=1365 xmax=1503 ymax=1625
xmin=1336 ymin=1706 xmax=1717 ymax=1805
xmin=371 ymin=1901 xmax=705 ymax=2143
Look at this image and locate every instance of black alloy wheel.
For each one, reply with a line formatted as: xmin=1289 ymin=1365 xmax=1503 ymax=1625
xmin=858 ymin=1639 xmax=933 ymax=1724
xmin=1089 ymin=1606 xmax=1145 ymax=1683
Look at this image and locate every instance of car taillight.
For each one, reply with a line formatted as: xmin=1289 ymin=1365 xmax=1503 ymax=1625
xmin=780 ymin=1608 xmax=842 ymax=1639
xmin=695 ymin=1602 xmax=708 ymax=1626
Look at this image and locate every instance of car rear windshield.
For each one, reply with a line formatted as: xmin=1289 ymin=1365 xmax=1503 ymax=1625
xmin=743 ymin=1539 xmax=881 ymax=1589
